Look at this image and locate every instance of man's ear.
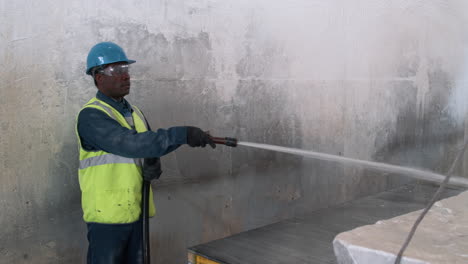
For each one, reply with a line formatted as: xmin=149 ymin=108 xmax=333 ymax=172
xmin=94 ymin=73 xmax=104 ymax=84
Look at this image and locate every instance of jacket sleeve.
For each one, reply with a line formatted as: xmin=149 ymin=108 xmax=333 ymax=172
xmin=77 ymin=108 xmax=187 ymax=158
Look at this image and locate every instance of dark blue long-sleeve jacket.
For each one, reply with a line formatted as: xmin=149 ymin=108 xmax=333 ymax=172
xmin=77 ymin=91 xmax=187 ymax=158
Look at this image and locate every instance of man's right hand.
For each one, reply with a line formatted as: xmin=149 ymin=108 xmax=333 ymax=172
xmin=143 ymin=157 xmax=162 ymax=181
xmin=186 ymin=126 xmax=216 ymax=149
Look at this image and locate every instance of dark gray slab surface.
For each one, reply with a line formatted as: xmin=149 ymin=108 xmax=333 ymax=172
xmin=188 ymin=182 xmax=465 ymax=264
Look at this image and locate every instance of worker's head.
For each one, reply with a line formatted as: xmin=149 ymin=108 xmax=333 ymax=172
xmin=86 ymin=42 xmax=136 ymax=100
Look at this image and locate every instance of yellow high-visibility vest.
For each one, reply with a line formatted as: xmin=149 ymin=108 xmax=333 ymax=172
xmin=76 ymin=97 xmax=156 ymax=223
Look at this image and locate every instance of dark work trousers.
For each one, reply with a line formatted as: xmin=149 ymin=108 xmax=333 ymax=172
xmin=86 ymin=219 xmax=143 ymax=264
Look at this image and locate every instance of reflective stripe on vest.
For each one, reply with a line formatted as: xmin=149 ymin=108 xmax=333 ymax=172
xmin=87 ymin=100 xmax=119 ymax=121
xmin=132 ymin=106 xmax=146 ymax=126
xmin=87 ymin=100 xmax=147 ymax=131
xmin=79 ymin=153 xmax=140 ymax=170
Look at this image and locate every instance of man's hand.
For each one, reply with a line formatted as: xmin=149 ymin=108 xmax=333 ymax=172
xmin=186 ymin=126 xmax=216 ymax=149
xmin=143 ymin=158 xmax=162 ymax=181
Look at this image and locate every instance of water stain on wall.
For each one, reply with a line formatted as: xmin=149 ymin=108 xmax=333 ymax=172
xmin=374 ymin=66 xmax=465 ymax=183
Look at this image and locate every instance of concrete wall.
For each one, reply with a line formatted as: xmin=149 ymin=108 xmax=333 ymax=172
xmin=1 ymin=0 xmax=467 ymax=263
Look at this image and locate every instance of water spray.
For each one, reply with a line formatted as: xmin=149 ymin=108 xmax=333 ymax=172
xmin=236 ymin=141 xmax=468 ymax=188
xmin=210 ymin=137 xmax=468 ymax=188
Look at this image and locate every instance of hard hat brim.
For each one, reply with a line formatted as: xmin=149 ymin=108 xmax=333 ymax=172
xmin=86 ymin=59 xmax=136 ymax=75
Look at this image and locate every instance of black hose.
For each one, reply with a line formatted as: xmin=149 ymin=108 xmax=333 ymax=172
xmin=142 ymin=180 xmax=151 ymax=264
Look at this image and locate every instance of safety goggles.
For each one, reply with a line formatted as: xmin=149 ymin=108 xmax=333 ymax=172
xmin=96 ymin=64 xmax=130 ymax=77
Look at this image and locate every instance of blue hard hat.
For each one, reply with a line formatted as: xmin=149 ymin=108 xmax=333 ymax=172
xmin=85 ymin=42 xmax=136 ymax=75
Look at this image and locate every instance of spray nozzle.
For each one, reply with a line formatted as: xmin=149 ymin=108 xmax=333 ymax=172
xmin=210 ymin=136 xmax=238 ymax=147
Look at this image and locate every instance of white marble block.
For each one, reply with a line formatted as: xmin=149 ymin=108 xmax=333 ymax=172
xmin=333 ymin=190 xmax=468 ymax=264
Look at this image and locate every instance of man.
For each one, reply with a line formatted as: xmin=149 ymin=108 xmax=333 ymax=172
xmin=76 ymin=42 xmax=215 ymax=264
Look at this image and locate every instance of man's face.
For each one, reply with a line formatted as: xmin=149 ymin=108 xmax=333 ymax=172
xmin=95 ymin=62 xmax=131 ymax=100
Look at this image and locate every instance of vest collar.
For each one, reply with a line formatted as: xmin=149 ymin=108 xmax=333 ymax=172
xmin=96 ymin=91 xmax=133 ymax=116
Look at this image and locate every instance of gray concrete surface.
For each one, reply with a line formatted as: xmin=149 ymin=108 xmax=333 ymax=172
xmin=188 ymin=182 xmax=465 ymax=264
xmin=1 ymin=1 xmax=468 ymax=263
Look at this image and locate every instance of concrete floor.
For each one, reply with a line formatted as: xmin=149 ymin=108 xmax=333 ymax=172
xmin=188 ymin=182 xmax=465 ymax=264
